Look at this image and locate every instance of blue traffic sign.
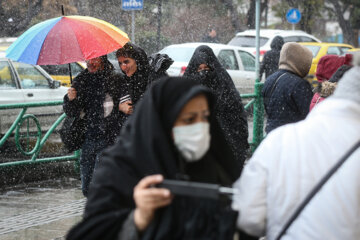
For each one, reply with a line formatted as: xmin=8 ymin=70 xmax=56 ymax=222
xmin=122 ymin=0 xmax=143 ymax=11
xmin=286 ymin=8 xmax=301 ymax=24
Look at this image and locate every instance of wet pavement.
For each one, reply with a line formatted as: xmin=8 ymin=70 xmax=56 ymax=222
xmin=0 ymin=177 xmax=84 ymax=240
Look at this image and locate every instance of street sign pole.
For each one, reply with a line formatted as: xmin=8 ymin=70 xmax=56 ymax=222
xmin=132 ymin=11 xmax=135 ymax=43
xmin=286 ymin=8 xmax=301 ymax=31
xmin=122 ymin=0 xmax=144 ymax=43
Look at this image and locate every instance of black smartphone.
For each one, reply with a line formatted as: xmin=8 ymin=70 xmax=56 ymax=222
xmin=156 ymin=179 xmax=237 ymax=200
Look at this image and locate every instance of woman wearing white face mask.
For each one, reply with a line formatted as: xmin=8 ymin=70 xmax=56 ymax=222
xmin=67 ymin=77 xmax=242 ymax=240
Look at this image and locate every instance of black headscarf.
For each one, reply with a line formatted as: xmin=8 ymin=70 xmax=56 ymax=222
xmin=260 ymin=36 xmax=284 ymax=79
xmin=270 ymin=36 xmax=285 ymax=51
xmin=184 ymin=45 xmax=249 ymax=167
xmin=116 ymin=42 xmax=152 ymax=104
xmin=66 ymin=77 xmax=240 ymax=240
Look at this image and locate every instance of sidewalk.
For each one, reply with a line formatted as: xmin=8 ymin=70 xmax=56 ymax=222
xmin=0 ymin=177 xmax=84 ymax=240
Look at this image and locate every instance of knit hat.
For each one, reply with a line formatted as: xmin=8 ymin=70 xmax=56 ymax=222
xmin=316 ymin=54 xmax=353 ymax=82
xmin=332 ymin=52 xmax=360 ymax=104
xmin=278 ymin=42 xmax=313 ymax=78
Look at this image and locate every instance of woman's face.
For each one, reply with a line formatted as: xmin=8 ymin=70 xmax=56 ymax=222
xmin=86 ymin=57 xmax=104 ymax=73
xmin=118 ymin=56 xmax=137 ymax=77
xmin=173 ymin=94 xmax=210 ymax=127
xmin=197 ymin=63 xmax=210 ymax=72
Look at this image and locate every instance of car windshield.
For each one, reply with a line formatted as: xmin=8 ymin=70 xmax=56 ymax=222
xmin=159 ymin=47 xmax=195 ymax=62
xmin=228 ymin=36 xmax=269 ymax=47
xmin=303 ymin=45 xmax=321 ymax=58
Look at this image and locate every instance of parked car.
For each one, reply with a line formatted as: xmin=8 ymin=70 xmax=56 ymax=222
xmin=41 ymin=62 xmax=85 ymax=87
xmin=227 ymin=29 xmax=321 ymax=61
xmin=346 ymin=48 xmax=360 ymax=54
xmin=0 ymin=57 xmax=68 ymax=135
xmin=158 ymin=42 xmax=256 ymax=94
xmin=1 ymin=45 xmax=86 ymax=88
xmin=299 ymin=42 xmax=354 ymax=84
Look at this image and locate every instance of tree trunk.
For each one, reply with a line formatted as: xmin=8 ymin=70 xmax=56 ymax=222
xmin=264 ymin=0 xmax=268 ymax=28
xmin=219 ymin=0 xmax=244 ymax=32
xmin=300 ymin=1 xmax=314 ymax=33
xmin=246 ymin=0 xmax=268 ymax=30
xmin=328 ymin=0 xmax=355 ymax=45
xmin=246 ymin=0 xmax=256 ymax=29
xmin=352 ymin=29 xmax=359 ymax=47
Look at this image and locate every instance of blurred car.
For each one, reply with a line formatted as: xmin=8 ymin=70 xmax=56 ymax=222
xmin=346 ymin=48 xmax=360 ymax=54
xmin=227 ymin=29 xmax=321 ymax=61
xmin=0 ymin=57 xmax=68 ymax=135
xmin=41 ymin=62 xmax=85 ymax=87
xmin=299 ymin=42 xmax=354 ymax=84
xmin=158 ymin=42 xmax=256 ymax=94
xmin=1 ymin=45 xmax=85 ymax=87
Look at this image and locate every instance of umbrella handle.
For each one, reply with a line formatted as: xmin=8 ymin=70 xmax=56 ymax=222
xmin=68 ymin=63 xmax=73 ymax=84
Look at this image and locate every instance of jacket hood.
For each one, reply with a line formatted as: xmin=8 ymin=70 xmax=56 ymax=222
xmin=316 ymin=54 xmax=352 ymax=82
xmin=333 ymin=52 xmax=360 ymax=105
xmin=270 ymin=36 xmax=285 ymax=51
xmin=148 ymin=53 xmax=174 ymax=73
xmin=278 ymin=42 xmax=313 ymax=78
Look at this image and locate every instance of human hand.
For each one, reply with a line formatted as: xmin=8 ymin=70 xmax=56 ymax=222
xmin=119 ymin=100 xmax=133 ymax=115
xmin=67 ymin=88 xmax=77 ymax=101
xmin=133 ymin=175 xmax=172 ymax=231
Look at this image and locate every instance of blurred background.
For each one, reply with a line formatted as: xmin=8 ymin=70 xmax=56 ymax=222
xmin=1 ymin=0 xmax=359 ymax=55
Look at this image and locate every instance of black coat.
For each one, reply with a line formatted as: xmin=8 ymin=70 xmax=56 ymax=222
xmin=63 ymin=65 xmax=124 ymax=146
xmin=260 ymin=36 xmax=284 ymax=79
xmin=66 ymin=77 xmax=240 ymax=240
xmin=262 ymin=69 xmax=313 ymax=133
xmin=184 ymin=45 xmax=249 ymax=167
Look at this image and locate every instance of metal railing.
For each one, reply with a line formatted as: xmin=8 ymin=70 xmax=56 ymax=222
xmin=0 ymin=101 xmax=80 ymax=169
xmin=0 ymin=90 xmax=264 ymax=169
xmin=242 ymin=82 xmax=265 ymax=152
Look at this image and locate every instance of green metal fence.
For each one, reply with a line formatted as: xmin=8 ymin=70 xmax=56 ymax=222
xmin=0 ymin=91 xmax=264 ymax=169
xmin=0 ymin=101 xmax=80 ymax=169
xmin=242 ymin=82 xmax=265 ymax=152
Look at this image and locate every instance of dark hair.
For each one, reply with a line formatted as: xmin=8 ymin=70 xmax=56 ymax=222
xmin=116 ymin=42 xmax=140 ymax=59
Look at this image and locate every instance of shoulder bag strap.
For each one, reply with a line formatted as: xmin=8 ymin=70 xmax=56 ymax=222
xmin=275 ymin=139 xmax=360 ymax=240
xmin=269 ymin=72 xmax=286 ymax=97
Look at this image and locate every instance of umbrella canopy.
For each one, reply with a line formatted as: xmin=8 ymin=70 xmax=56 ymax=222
xmin=6 ymin=16 xmax=129 ymax=65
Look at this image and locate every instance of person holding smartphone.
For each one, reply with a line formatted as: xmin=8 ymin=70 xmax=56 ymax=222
xmin=67 ymin=77 xmax=241 ymax=240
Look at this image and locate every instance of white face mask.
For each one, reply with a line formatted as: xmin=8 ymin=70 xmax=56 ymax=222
xmin=172 ymin=122 xmax=211 ymax=162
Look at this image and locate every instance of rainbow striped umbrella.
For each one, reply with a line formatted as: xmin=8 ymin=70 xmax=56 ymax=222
xmin=6 ymin=15 xmax=129 ymax=65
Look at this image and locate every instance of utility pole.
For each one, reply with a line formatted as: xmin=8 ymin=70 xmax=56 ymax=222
xmin=156 ymin=0 xmax=162 ymax=50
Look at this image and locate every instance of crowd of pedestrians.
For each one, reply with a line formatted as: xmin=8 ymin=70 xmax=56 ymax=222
xmin=62 ymin=38 xmax=359 ymax=240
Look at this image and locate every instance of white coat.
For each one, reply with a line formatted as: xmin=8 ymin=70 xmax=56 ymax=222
xmin=232 ymin=97 xmax=360 ymax=240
